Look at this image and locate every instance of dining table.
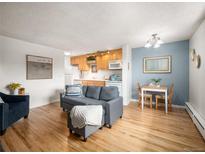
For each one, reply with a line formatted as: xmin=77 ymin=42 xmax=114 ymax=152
xmin=141 ymin=85 xmax=168 ymax=113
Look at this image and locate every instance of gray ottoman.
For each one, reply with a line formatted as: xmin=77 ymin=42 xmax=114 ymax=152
xmin=67 ymin=111 xmax=104 ymax=142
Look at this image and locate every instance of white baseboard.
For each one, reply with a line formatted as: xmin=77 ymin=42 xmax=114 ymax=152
xmin=51 ymin=99 xmax=59 ymax=103
xmin=130 ymin=98 xmax=138 ymax=102
xmin=172 ymin=104 xmax=186 ymax=109
xmin=186 ymin=102 xmax=205 ymax=139
xmin=30 ymin=99 xmax=60 ymax=109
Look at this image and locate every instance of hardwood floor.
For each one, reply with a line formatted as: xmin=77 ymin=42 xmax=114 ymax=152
xmin=0 ymin=102 xmax=205 ymax=152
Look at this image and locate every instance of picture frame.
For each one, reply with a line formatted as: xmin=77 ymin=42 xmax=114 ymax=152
xmin=190 ymin=49 xmax=196 ymax=61
xmin=91 ymin=64 xmax=97 ymax=73
xmin=195 ymin=54 xmax=201 ymax=69
xmin=143 ymin=56 xmax=171 ymax=73
xmin=26 ymin=55 xmax=53 ymax=80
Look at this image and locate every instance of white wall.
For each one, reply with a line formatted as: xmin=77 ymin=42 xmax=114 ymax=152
xmin=189 ymin=19 xmax=205 ymax=120
xmin=0 ymin=35 xmax=65 ymax=108
xmin=64 ymin=55 xmax=74 ymax=85
xmin=122 ymin=44 xmax=132 ymax=105
xmin=0 ymin=44 xmax=3 ymax=89
xmin=64 ymin=55 xmax=73 ymax=75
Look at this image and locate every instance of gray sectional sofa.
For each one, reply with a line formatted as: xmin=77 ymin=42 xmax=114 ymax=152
xmin=60 ymin=86 xmax=123 ymax=128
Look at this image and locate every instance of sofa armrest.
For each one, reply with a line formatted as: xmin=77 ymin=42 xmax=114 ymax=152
xmin=0 ymin=103 xmax=9 ymax=131
xmin=60 ymin=92 xmax=65 ymax=97
xmin=105 ymin=96 xmax=123 ymax=125
xmin=5 ymin=95 xmax=29 ymax=103
xmin=60 ymin=92 xmax=65 ymax=107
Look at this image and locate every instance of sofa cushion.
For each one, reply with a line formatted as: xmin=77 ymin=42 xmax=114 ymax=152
xmin=100 ymin=86 xmax=119 ymax=101
xmin=86 ymin=86 xmax=101 ymax=100
xmin=62 ymin=96 xmax=106 ymax=107
xmin=0 ymin=97 xmax=5 ymax=103
xmin=65 ymin=84 xmax=82 ymax=96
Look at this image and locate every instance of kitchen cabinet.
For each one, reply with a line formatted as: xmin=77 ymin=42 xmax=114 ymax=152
xmin=70 ymin=55 xmax=89 ymax=71
xmin=109 ymin=49 xmax=122 ymax=61
xmin=70 ymin=56 xmax=79 ymax=65
xmin=78 ymin=55 xmax=89 ymax=71
xmin=70 ymin=48 xmax=122 ymax=71
xmin=97 ymin=54 xmax=109 ymax=70
xmin=81 ymin=80 xmax=105 ymax=87
xmin=97 ymin=48 xmax=122 ymax=70
xmin=96 ymin=56 xmax=102 ymax=70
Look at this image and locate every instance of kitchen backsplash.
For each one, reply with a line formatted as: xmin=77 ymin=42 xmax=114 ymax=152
xmin=82 ymin=69 xmax=122 ymax=80
xmin=71 ymin=65 xmax=122 ymax=80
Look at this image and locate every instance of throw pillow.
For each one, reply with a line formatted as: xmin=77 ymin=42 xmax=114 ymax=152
xmin=65 ymin=84 xmax=82 ymax=96
xmin=100 ymin=86 xmax=119 ymax=101
xmin=0 ymin=97 xmax=5 ymax=103
xmin=86 ymin=86 xmax=101 ymax=100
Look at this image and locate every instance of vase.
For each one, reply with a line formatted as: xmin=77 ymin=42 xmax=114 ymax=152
xmin=10 ymin=89 xmax=18 ymax=95
xmin=156 ymin=83 xmax=160 ymax=87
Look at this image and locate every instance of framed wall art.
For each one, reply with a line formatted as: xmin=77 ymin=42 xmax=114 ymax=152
xmin=91 ymin=64 xmax=97 ymax=73
xmin=26 ymin=55 xmax=53 ymax=80
xmin=143 ymin=56 xmax=171 ymax=73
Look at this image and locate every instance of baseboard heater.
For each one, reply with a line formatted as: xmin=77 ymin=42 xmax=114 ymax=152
xmin=185 ymin=102 xmax=205 ymax=139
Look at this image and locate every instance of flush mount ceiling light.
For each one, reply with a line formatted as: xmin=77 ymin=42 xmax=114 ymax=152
xmin=144 ymin=34 xmax=164 ymax=48
xmin=64 ymin=52 xmax=71 ymax=56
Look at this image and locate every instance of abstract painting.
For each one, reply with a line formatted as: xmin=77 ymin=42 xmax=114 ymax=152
xmin=26 ymin=55 xmax=53 ymax=80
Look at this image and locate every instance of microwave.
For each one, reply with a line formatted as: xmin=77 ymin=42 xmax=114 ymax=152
xmin=108 ymin=60 xmax=122 ymax=70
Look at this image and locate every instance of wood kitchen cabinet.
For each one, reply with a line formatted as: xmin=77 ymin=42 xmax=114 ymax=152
xmin=96 ymin=56 xmax=102 ymax=70
xmin=78 ymin=55 xmax=89 ymax=71
xmin=97 ymin=54 xmax=109 ymax=70
xmin=96 ymin=48 xmax=122 ymax=70
xmin=81 ymin=80 xmax=105 ymax=87
xmin=109 ymin=49 xmax=122 ymax=61
xmin=70 ymin=55 xmax=89 ymax=71
xmin=70 ymin=56 xmax=79 ymax=65
xmin=70 ymin=48 xmax=122 ymax=71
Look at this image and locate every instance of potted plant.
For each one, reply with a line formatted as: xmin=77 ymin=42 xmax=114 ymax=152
xmin=150 ymin=78 xmax=162 ymax=87
xmin=86 ymin=56 xmax=96 ymax=64
xmin=7 ymin=82 xmax=21 ymax=95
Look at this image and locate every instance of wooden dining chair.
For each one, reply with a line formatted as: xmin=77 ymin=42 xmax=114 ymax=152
xmin=161 ymin=81 xmax=167 ymax=87
xmin=155 ymin=84 xmax=174 ymax=111
xmin=137 ymin=82 xmax=153 ymax=108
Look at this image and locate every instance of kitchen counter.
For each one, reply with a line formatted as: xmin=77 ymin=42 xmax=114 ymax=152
xmin=74 ymin=78 xmax=122 ymax=82
xmin=74 ymin=79 xmax=106 ymax=87
xmin=74 ymin=78 xmax=108 ymax=82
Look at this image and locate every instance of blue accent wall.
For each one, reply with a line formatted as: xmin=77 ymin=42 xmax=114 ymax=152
xmin=132 ymin=40 xmax=189 ymax=106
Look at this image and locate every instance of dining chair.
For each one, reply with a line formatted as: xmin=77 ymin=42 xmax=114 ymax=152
xmin=155 ymin=83 xmax=174 ymax=111
xmin=161 ymin=81 xmax=167 ymax=87
xmin=137 ymin=82 xmax=153 ymax=108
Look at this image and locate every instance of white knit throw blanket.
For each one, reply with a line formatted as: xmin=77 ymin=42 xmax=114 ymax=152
xmin=70 ymin=105 xmax=103 ymax=129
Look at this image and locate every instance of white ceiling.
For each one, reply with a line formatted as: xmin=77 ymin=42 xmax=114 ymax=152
xmin=0 ymin=3 xmax=205 ymax=55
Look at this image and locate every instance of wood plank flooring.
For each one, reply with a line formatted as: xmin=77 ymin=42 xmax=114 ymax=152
xmin=0 ymin=102 xmax=205 ymax=152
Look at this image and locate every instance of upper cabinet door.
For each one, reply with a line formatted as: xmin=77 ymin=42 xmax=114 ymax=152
xmin=70 ymin=56 xmax=79 ymax=65
xmin=108 ymin=49 xmax=122 ymax=61
xmin=70 ymin=55 xmax=89 ymax=71
xmin=96 ymin=55 xmax=102 ymax=70
xmin=79 ymin=55 xmax=89 ymax=71
xmin=116 ymin=49 xmax=122 ymax=60
xmin=101 ymin=54 xmax=110 ymax=70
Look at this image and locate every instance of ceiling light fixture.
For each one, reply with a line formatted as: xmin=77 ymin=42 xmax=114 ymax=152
xmin=144 ymin=34 xmax=163 ymax=48
xmin=64 ymin=52 xmax=71 ymax=56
